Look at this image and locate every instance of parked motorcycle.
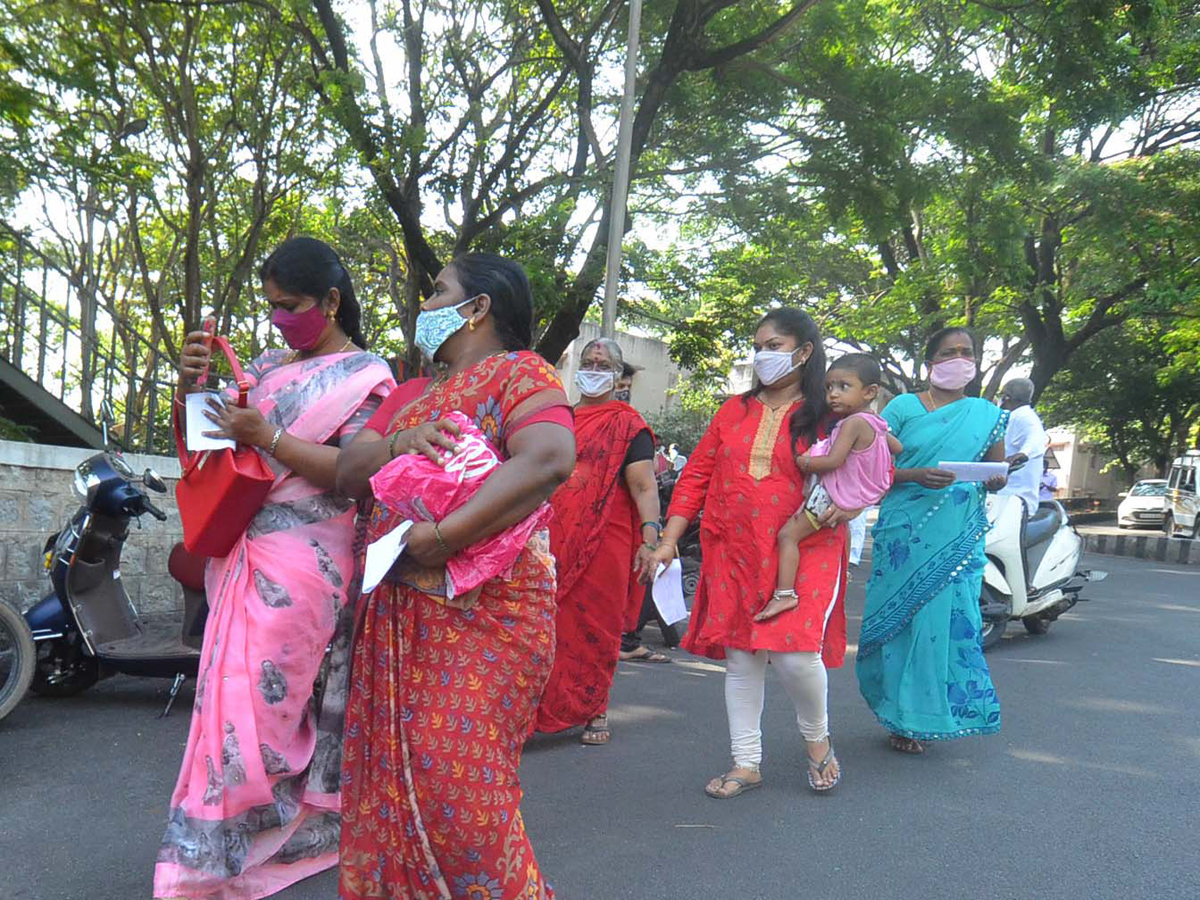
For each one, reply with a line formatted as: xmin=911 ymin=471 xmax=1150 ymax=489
xmin=978 ymin=493 xmax=1107 ymax=651
xmin=18 ymin=407 xmax=207 ymax=717
xmin=0 ymin=599 xmax=36 ymax=723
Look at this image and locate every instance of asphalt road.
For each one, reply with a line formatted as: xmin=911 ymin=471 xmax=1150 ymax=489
xmin=2 ymin=553 xmax=1197 ymax=900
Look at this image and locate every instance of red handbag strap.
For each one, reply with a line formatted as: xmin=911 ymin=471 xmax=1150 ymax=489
xmin=175 ymin=335 xmax=251 ymax=468
xmin=209 ymin=336 xmax=251 ymax=408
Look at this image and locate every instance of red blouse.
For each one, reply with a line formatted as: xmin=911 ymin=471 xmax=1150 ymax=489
xmin=668 ymin=395 xmax=848 ymax=664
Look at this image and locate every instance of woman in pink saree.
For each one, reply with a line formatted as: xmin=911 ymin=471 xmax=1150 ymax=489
xmin=155 ymin=238 xmax=395 ymax=900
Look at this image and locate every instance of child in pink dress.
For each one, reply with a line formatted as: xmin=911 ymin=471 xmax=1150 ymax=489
xmin=757 ymin=353 xmax=902 ymax=621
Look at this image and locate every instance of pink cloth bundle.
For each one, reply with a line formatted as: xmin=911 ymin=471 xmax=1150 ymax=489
xmin=369 ymin=411 xmax=551 ymax=599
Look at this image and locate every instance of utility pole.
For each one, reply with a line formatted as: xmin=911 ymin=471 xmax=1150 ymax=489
xmin=601 ymin=0 xmax=643 ymax=339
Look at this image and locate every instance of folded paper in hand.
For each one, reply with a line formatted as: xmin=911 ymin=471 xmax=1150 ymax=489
xmin=362 ymin=520 xmax=414 ymax=594
xmin=937 ymin=461 xmax=1009 ymax=483
xmin=185 ymin=392 xmax=235 ymax=452
xmin=652 ymin=559 xmax=689 ymax=625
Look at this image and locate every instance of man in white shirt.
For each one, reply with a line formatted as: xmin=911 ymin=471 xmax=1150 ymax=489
xmin=997 ymin=377 xmax=1048 ymax=515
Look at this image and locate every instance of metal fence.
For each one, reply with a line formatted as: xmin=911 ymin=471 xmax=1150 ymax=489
xmin=0 ymin=223 xmax=178 ymax=453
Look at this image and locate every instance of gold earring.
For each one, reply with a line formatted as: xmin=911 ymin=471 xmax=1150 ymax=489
xmin=468 ymin=319 xmax=476 ymax=331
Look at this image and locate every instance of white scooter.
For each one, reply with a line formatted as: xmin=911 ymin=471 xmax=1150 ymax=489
xmin=978 ymin=494 xmax=1107 ymax=651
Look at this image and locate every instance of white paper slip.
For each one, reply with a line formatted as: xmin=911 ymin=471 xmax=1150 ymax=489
xmin=937 ymin=461 xmax=1009 ymax=482
xmin=185 ymin=392 xmax=236 ymax=452
xmin=361 ymin=520 xmax=414 ymax=594
xmin=652 ymin=559 xmax=689 ymax=625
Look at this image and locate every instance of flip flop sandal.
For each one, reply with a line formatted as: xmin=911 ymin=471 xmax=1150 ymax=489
xmin=888 ymin=734 xmax=925 ymax=755
xmin=581 ymin=717 xmax=611 ymax=745
xmin=704 ymin=774 xmax=763 ymax=799
xmin=620 ymin=647 xmax=672 ymax=663
xmin=806 ymin=742 xmax=841 ymax=793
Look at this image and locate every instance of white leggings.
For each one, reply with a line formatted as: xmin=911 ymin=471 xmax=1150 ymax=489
xmin=725 ymin=648 xmax=829 ymax=769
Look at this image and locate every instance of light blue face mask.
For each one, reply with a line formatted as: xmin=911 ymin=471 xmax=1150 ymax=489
xmin=414 ymin=296 xmax=475 ymax=360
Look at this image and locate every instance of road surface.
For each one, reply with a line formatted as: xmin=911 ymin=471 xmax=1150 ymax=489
xmin=1 ymin=554 xmax=1197 ymax=900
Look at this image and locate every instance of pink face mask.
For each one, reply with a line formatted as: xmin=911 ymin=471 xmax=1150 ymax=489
xmin=929 ymin=357 xmax=977 ymax=390
xmin=271 ymin=304 xmax=328 ymax=350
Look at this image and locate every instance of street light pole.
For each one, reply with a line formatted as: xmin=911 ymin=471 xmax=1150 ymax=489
xmin=601 ymin=0 xmax=643 ymax=339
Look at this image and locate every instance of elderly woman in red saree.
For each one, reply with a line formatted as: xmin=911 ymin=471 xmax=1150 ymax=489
xmin=648 ymin=308 xmax=857 ymax=797
xmin=533 ymin=338 xmax=661 ymax=745
xmin=156 ymin=238 xmax=395 ymax=900
xmin=335 ymin=253 xmax=575 ymax=900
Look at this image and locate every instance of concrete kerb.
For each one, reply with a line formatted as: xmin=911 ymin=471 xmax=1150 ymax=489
xmin=1080 ymin=531 xmax=1199 ymax=567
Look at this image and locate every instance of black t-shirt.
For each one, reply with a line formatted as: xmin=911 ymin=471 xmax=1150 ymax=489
xmin=622 ymin=428 xmax=654 ymax=472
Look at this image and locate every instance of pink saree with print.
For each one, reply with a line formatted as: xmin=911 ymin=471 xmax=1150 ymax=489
xmin=153 ymin=349 xmax=393 ymax=900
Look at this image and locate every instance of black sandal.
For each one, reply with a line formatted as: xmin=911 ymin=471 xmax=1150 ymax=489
xmin=581 ymin=714 xmax=611 ymax=745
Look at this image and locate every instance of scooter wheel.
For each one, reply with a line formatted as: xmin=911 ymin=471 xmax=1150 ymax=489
xmin=979 ymin=585 xmax=1008 ymax=652
xmin=0 ymin=601 xmax=36 ymax=723
xmin=1023 ymin=614 xmax=1053 ymax=636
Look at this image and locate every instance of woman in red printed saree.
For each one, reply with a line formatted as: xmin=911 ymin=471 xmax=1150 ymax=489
xmin=648 ymin=309 xmax=858 ymax=797
xmin=157 ymin=238 xmax=395 ymax=899
xmin=335 ymin=253 xmax=575 ymax=900
xmin=533 ymin=338 xmax=661 ymax=744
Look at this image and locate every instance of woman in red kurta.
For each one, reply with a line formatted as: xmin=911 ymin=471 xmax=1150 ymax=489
xmin=650 ymin=308 xmax=854 ymax=797
xmin=534 ymin=338 xmax=661 ymax=744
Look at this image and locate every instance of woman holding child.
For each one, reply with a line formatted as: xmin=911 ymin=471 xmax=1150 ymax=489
xmin=649 ymin=308 xmax=858 ymax=797
xmin=334 ymin=253 xmax=575 ymax=899
xmin=858 ymin=327 xmax=1008 ymax=754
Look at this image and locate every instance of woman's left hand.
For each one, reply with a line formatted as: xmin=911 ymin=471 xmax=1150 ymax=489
xmin=405 ymin=521 xmax=454 ymax=568
xmin=203 ymin=397 xmax=274 ymax=448
xmin=984 ymin=474 xmax=1008 ymax=492
xmin=633 ymin=543 xmax=658 ymax=584
xmin=817 ymin=503 xmax=864 ymax=528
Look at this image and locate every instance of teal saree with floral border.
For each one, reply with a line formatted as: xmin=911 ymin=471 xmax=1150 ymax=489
xmin=857 ymin=393 xmax=1008 ymax=740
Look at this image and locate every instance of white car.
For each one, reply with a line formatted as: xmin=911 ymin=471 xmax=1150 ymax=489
xmin=1117 ymin=479 xmax=1168 ymax=528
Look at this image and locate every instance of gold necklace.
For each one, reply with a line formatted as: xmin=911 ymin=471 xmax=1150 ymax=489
xmin=286 ymin=337 xmax=354 ymax=365
xmin=434 ymin=349 xmax=508 ymax=385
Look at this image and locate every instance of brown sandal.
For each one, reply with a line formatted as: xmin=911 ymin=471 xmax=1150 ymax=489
xmin=888 ymin=733 xmax=925 ymax=754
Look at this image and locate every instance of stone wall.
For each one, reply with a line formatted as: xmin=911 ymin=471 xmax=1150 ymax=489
xmin=0 ymin=440 xmax=184 ymax=616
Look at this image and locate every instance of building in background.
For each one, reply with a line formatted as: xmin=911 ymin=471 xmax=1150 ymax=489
xmin=1045 ymin=428 xmax=1154 ymax=504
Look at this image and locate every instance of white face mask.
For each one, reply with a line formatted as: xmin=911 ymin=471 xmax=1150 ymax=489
xmin=576 ymin=369 xmax=615 ymax=397
xmin=753 ymin=348 xmax=804 ymax=386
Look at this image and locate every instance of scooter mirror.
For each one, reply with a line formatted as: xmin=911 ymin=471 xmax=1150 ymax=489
xmin=144 ymin=468 xmax=168 ymax=494
xmin=100 ymin=399 xmax=116 ymax=425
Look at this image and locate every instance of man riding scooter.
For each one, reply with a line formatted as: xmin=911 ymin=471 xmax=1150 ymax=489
xmin=997 ymin=377 xmax=1048 ymax=516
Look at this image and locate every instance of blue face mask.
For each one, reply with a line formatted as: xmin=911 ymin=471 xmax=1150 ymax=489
xmin=414 ymin=297 xmax=475 ymax=361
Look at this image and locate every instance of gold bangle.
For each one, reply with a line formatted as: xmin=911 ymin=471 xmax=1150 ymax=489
xmin=433 ymin=522 xmax=452 ymax=555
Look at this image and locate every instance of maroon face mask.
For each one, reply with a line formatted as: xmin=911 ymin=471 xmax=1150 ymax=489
xmin=271 ymin=304 xmax=328 ymax=350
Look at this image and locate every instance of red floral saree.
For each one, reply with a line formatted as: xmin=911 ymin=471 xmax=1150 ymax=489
xmin=340 ymin=351 xmax=569 ymax=900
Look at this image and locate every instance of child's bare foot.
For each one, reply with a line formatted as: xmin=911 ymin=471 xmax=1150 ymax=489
xmin=755 ymin=589 xmax=798 ymax=622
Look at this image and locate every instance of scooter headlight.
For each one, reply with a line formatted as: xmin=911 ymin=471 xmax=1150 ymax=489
xmin=73 ymin=461 xmax=101 ymax=499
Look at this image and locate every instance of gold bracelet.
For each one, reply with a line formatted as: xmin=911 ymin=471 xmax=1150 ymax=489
xmin=433 ymin=522 xmax=452 ymax=555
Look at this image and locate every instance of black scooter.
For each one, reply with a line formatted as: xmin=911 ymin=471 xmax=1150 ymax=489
xmin=19 ymin=404 xmax=208 ymax=717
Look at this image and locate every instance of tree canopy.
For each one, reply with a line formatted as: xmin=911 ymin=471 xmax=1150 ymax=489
xmin=1 ymin=0 xmax=1198 ymax=467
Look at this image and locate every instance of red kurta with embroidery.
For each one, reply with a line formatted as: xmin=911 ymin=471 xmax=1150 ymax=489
xmin=668 ymin=396 xmax=848 ymax=665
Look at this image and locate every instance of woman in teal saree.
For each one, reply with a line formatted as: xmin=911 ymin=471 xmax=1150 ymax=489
xmin=857 ymin=328 xmax=1009 ymax=753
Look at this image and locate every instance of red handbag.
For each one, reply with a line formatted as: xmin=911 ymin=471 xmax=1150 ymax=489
xmin=174 ymin=336 xmax=275 ymax=557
